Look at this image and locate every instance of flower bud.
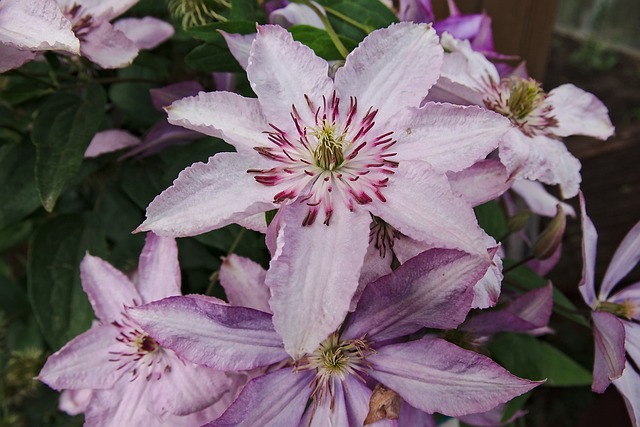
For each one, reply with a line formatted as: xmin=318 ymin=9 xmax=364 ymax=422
xmin=532 ymin=204 xmax=566 ymax=260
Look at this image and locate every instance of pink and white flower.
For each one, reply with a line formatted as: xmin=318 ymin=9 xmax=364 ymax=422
xmin=38 ymin=233 xmax=231 ymax=426
xmin=579 ymin=194 xmax=640 ymax=426
xmin=427 ymin=33 xmax=615 ymax=199
xmin=137 ymin=23 xmax=511 ymax=357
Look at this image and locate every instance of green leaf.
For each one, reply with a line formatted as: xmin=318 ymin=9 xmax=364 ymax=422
xmin=315 ymin=0 xmax=397 ymax=42
xmin=32 ymin=82 xmax=106 ymax=212
xmin=474 ymin=200 xmax=508 ymax=240
xmin=289 ymin=25 xmax=357 ymax=60
xmin=187 ymin=21 xmax=256 ymax=43
xmin=501 ymin=391 xmax=532 ymax=423
xmin=229 ymin=0 xmax=259 ymax=21
xmin=489 ymin=333 xmax=592 ymax=387
xmin=0 ymin=143 xmax=41 ymax=228
xmin=186 ymin=40 xmax=245 ymax=72
xmin=27 ymin=215 xmax=107 ymax=350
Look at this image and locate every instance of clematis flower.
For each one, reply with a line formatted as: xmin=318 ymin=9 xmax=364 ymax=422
xmin=130 ymin=248 xmax=540 ymax=425
xmin=578 ymin=194 xmax=640 ymax=426
xmin=426 ymin=33 xmax=614 ymax=199
xmin=38 ymin=232 xmax=231 ymax=426
xmin=137 ymin=23 xmax=511 ymax=357
xmin=0 ymin=0 xmax=80 ymax=72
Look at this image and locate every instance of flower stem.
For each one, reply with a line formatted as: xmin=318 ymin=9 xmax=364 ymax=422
xmin=292 ymin=0 xmax=350 ymax=59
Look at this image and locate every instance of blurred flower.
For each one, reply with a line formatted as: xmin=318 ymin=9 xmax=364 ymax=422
xmin=579 ymin=193 xmax=640 ymax=426
xmin=38 ymin=232 xmax=232 ymax=426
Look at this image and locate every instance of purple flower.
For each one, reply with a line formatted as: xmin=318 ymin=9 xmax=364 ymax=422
xmin=137 ymin=23 xmax=511 ymax=357
xmin=578 ymin=194 xmax=640 ymax=426
xmin=427 ymin=33 xmax=614 ymax=199
xmin=130 ymin=248 xmax=540 ymax=425
xmin=38 ymin=233 xmax=232 ymax=426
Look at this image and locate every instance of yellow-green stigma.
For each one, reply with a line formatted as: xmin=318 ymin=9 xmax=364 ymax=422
xmin=167 ymin=0 xmax=230 ymax=29
xmin=597 ymin=300 xmax=638 ymax=320
xmin=505 ymin=78 xmax=546 ymax=120
xmin=311 ymin=121 xmax=345 ymax=171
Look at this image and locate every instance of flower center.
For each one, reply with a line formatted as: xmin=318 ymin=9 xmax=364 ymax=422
xmin=249 ymin=92 xmax=398 ymax=226
xmin=312 ymin=120 xmax=345 ymax=171
xmin=109 ymin=315 xmax=171 ymax=382
xmin=294 ymin=332 xmax=374 ymax=409
xmin=483 ymin=77 xmax=558 ymax=137
xmin=597 ymin=300 xmax=638 ymax=320
xmin=369 ymin=215 xmax=402 ymax=258
xmin=64 ymin=4 xmax=94 ymax=40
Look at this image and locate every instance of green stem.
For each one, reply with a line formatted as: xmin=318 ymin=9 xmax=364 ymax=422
xmin=502 ymin=254 xmax=535 ymax=274
xmin=293 ymin=0 xmax=349 ymax=59
xmin=323 ymin=5 xmax=374 ymax=34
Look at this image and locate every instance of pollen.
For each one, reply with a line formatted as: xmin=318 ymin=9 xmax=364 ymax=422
xmin=311 ymin=120 xmax=345 ymax=171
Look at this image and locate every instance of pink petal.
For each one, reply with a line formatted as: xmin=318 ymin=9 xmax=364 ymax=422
xmin=335 ymin=23 xmax=443 ymax=129
xmin=60 ymin=0 xmax=138 ymax=22
xmin=613 ymin=362 xmax=640 ymax=427
xmin=136 ymin=232 xmax=182 ymax=304
xmin=269 ymin=3 xmax=325 ymax=29
xmin=219 ymin=254 xmax=271 ymax=313
xmin=150 ymin=353 xmax=232 ymax=416
xmin=591 ymin=311 xmax=626 ymax=393
xmin=80 ymin=253 xmax=140 ymax=323
xmin=84 ymin=129 xmax=140 ymax=158
xmin=398 ymin=0 xmax=434 ymax=23
xmin=369 ymin=338 xmax=541 ymax=417
xmin=266 ymin=202 xmax=371 ymax=358
xmin=458 ymin=403 xmax=526 ymax=426
xmin=137 ymin=152 xmax=279 ymax=237
xmin=83 ymin=378 xmax=157 ymax=427
xmin=343 ymin=248 xmax=489 ymax=342
xmin=471 ymin=247 xmax=503 ymax=309
xmin=499 ymin=130 xmax=582 ymax=199
xmin=0 ymin=0 xmax=79 ymax=53
xmin=511 ymin=179 xmax=576 ymax=218
xmin=166 ymin=91 xmax=269 ymax=154
xmin=38 ymin=325 xmax=124 ymax=390
xmin=124 ymin=122 xmax=200 ymax=159
xmin=247 ymin=25 xmax=333 ymax=133
xmin=579 ymin=193 xmax=598 ymax=307
xmin=80 ymin=21 xmax=138 ymax=69
xmin=205 ymin=369 xmax=314 ymax=427
xmin=150 ymin=81 xmax=204 ymax=111
xmin=392 ymin=103 xmax=510 ymax=173
xmin=112 ymin=17 xmax=174 ymax=50
xmin=600 ymin=219 xmax=640 ymax=300
xmin=59 ymin=389 xmax=93 ymax=416
xmin=448 ymin=159 xmax=511 ymax=207
xmin=546 ymin=84 xmax=614 ymax=140
xmin=301 ymin=379 xmax=349 ymax=427
xmin=220 ymin=31 xmax=256 ymax=70
xmin=0 ymin=43 xmax=36 ymax=72
xmin=128 ymin=296 xmax=288 ymax=371
xmin=463 ymin=283 xmax=553 ymax=335
xmin=368 ymin=160 xmax=490 ymax=257
xmin=397 ymin=400 xmax=437 ymax=427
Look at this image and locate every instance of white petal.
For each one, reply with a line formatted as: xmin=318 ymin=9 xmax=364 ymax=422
xmin=80 ymin=21 xmax=138 ymax=69
xmin=547 ymin=84 xmax=614 ymax=140
xmin=113 ymin=17 xmax=174 ymax=50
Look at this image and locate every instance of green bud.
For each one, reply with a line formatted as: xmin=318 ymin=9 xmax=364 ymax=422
xmin=532 ymin=204 xmax=566 ymax=260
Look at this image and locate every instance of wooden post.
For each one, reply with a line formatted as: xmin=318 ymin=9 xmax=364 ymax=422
xmin=431 ymin=0 xmax=558 ymax=81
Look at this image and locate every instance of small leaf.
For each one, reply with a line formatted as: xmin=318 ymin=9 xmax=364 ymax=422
xmin=32 ymin=82 xmax=106 ymax=212
xmin=229 ymin=0 xmax=260 ymax=21
xmin=27 ymin=215 xmax=107 ymax=350
xmin=187 ymin=21 xmax=256 ymax=43
xmin=474 ymin=201 xmax=508 ymax=240
xmin=489 ymin=333 xmax=592 ymax=387
xmin=186 ymin=40 xmax=245 ymax=73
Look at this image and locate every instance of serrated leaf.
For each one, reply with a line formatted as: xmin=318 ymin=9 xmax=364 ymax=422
xmin=32 ymin=83 xmax=106 ymax=212
xmin=489 ymin=333 xmax=592 ymax=387
xmin=27 ymin=215 xmax=107 ymax=350
xmin=0 ymin=143 xmax=41 ymax=228
xmin=474 ymin=200 xmax=508 ymax=240
xmin=289 ymin=25 xmax=357 ymax=60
